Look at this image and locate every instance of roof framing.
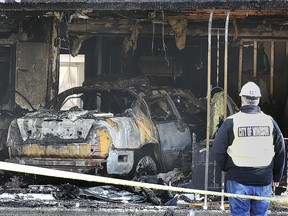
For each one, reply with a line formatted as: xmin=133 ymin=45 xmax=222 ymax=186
xmin=1 ymin=0 xmax=288 ymax=11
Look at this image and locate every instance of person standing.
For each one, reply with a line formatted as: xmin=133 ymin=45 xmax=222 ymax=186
xmin=213 ymin=81 xmax=286 ymax=216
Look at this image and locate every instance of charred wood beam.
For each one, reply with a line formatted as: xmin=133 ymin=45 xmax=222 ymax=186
xmin=67 ymin=19 xmax=288 ymax=39
xmin=2 ymin=1 xmax=288 ymax=11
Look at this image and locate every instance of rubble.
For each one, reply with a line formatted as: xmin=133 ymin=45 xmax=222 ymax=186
xmin=0 ymin=167 xmax=286 ymax=215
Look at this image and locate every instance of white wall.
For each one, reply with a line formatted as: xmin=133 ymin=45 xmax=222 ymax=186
xmin=59 ymin=54 xmax=85 ymax=110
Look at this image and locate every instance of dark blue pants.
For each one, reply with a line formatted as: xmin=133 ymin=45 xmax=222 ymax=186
xmin=226 ymin=180 xmax=272 ymax=216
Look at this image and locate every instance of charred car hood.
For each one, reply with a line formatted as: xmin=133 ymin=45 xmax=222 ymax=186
xmin=16 ymin=108 xmax=114 ymax=144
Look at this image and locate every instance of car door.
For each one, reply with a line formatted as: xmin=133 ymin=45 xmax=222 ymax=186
xmin=145 ymin=94 xmax=191 ymax=171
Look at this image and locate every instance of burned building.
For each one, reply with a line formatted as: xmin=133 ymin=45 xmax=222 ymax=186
xmin=0 ymin=0 xmax=287 ymax=193
xmin=0 ymin=1 xmax=286 ymax=118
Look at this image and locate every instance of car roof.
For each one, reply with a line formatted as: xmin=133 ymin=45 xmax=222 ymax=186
xmin=45 ymin=76 xmax=205 ymax=109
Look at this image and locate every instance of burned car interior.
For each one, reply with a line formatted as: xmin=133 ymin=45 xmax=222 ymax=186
xmin=50 ymin=88 xmax=135 ymax=114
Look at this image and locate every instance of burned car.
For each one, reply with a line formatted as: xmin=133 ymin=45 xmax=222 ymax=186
xmin=5 ymin=78 xmax=207 ymax=176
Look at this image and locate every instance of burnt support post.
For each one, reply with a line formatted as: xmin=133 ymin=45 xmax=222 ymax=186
xmin=203 ymin=10 xmax=213 ymax=210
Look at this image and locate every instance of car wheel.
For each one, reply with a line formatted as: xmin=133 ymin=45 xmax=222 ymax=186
xmin=135 ymin=155 xmax=158 ymax=176
xmin=135 ymin=156 xmax=157 ymax=175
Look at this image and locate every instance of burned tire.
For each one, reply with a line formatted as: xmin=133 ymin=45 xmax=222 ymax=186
xmin=130 ymin=147 xmax=158 ymax=177
xmin=135 ymin=155 xmax=157 ymax=176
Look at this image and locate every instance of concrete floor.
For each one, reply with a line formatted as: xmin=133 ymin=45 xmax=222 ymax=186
xmin=0 ymin=204 xmax=287 ymax=216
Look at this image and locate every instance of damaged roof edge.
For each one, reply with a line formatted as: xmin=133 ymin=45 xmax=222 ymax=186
xmin=1 ymin=0 xmax=288 ymax=11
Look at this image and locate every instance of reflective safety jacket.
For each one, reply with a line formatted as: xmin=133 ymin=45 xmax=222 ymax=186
xmin=227 ymin=111 xmax=274 ymax=167
xmin=213 ymin=105 xmax=286 ymax=186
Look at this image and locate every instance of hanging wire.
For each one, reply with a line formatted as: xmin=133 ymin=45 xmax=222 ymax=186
xmin=150 ymin=11 xmax=156 ymax=52
xmin=151 ymin=21 xmax=155 ymax=53
xmin=161 ymin=10 xmax=169 ymax=66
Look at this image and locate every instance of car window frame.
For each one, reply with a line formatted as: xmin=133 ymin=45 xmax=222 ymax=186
xmin=144 ymin=93 xmax=182 ymax=123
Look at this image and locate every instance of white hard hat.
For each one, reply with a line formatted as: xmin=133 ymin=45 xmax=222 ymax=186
xmin=239 ymin=82 xmax=261 ymax=97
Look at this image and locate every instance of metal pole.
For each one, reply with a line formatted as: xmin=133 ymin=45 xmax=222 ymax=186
xmin=220 ymin=10 xmax=230 ymax=211
xmin=203 ymin=10 xmax=213 ymax=210
xmin=253 ymin=41 xmax=257 ymax=78
xmin=238 ymin=41 xmax=243 ymax=95
xmin=270 ymin=41 xmax=275 ymax=97
xmin=217 ymin=29 xmax=220 ymax=87
xmin=224 ymin=11 xmax=230 ymax=119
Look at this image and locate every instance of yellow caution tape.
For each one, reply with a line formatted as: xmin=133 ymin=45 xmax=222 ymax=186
xmin=0 ymin=161 xmax=286 ymax=203
xmin=189 ymin=202 xmax=230 ymax=208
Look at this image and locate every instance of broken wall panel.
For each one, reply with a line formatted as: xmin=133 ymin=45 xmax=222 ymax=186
xmin=16 ymin=42 xmax=49 ymax=110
